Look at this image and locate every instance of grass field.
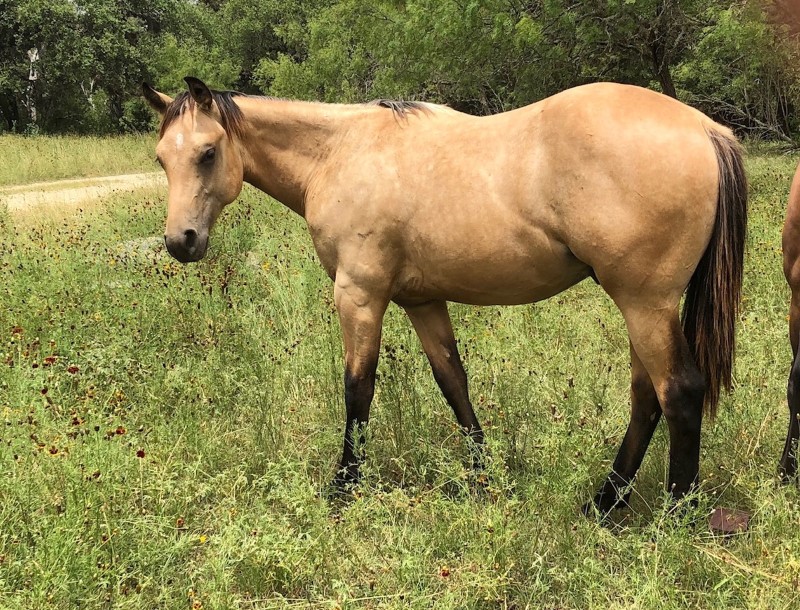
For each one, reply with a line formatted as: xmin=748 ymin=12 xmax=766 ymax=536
xmin=0 ymin=134 xmax=156 ymax=186
xmin=1 ymin=147 xmax=800 ymax=609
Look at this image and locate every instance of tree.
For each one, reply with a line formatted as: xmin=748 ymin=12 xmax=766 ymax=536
xmin=0 ymin=0 xmax=186 ymax=133
xmin=0 ymin=1 xmax=24 ymax=130
xmin=675 ymin=1 xmax=800 ymax=139
xmin=1 ymin=0 xmax=799 ymax=138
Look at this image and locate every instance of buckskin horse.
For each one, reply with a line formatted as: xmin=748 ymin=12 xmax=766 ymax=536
xmin=143 ymin=77 xmax=747 ymax=514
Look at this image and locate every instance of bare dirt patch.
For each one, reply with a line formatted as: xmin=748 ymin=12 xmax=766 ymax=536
xmin=0 ymin=172 xmax=165 ymax=216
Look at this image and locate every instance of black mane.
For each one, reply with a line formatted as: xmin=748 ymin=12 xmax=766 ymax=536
xmin=369 ymin=99 xmax=430 ymax=117
xmin=159 ymin=90 xmax=430 ymax=139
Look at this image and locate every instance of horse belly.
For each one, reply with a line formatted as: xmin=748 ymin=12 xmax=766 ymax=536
xmin=396 ymin=234 xmax=590 ymax=306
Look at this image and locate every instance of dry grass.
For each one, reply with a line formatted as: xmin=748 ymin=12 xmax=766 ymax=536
xmin=0 ymin=134 xmax=156 ymax=186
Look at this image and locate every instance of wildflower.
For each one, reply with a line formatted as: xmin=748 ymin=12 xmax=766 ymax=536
xmin=136 ymin=449 xmax=145 ymax=458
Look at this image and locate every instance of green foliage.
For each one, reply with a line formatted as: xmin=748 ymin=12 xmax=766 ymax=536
xmin=258 ymin=0 xmax=575 ymax=111
xmin=215 ymin=0 xmax=330 ymax=92
xmin=2 ymin=1 xmax=800 ymax=137
xmin=676 ymin=2 xmax=800 ymax=138
xmin=1 ymin=0 xmax=181 ymax=133
xmin=254 ymin=0 xmax=800 ymax=137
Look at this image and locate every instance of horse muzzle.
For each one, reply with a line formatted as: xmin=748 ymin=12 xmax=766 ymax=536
xmin=164 ymin=229 xmax=209 ymax=263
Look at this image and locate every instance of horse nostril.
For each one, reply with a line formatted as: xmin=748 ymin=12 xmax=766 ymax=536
xmin=183 ymin=229 xmax=198 ymax=249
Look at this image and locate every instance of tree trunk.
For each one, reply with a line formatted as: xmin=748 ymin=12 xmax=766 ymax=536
xmin=650 ymin=39 xmax=677 ymax=99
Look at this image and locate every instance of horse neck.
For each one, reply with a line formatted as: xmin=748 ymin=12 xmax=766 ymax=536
xmin=234 ymin=97 xmax=358 ymax=217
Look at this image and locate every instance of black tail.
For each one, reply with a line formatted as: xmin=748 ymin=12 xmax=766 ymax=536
xmin=681 ymin=129 xmax=748 ymax=416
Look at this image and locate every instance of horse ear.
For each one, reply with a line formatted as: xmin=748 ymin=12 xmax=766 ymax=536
xmin=184 ymin=76 xmax=213 ymax=111
xmin=142 ymin=83 xmax=172 ymax=115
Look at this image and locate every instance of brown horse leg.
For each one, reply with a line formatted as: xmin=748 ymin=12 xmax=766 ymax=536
xmin=779 ymin=292 xmax=800 ymax=479
xmin=621 ymin=305 xmax=706 ymax=503
xmin=332 ymin=278 xmax=388 ymax=488
xmin=403 ymin=301 xmax=485 ymax=468
xmin=587 ymin=343 xmax=662 ymax=514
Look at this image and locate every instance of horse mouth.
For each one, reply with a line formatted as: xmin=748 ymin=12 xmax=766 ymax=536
xmin=164 ymin=230 xmax=208 ymax=263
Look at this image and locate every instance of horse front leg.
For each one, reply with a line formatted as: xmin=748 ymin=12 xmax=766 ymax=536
xmin=331 ymin=276 xmax=388 ymax=490
xmin=403 ymin=300 xmax=485 ymax=470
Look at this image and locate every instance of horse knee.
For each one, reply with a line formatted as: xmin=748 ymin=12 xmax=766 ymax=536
xmin=344 ymin=367 xmax=376 ymax=413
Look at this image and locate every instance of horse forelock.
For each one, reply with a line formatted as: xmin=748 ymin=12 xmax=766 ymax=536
xmin=159 ymin=90 xmax=245 ymax=141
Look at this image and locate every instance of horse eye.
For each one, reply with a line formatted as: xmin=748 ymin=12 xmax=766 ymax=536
xmin=200 ymin=148 xmax=216 ymax=164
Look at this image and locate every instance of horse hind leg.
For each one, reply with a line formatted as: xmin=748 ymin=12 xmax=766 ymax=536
xmin=779 ymin=290 xmax=800 ymax=480
xmin=586 ymin=342 xmax=662 ymax=515
xmin=611 ymin=300 xmax=706 ymax=505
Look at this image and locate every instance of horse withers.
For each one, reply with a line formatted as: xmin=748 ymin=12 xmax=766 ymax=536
xmin=144 ymin=77 xmax=747 ymax=515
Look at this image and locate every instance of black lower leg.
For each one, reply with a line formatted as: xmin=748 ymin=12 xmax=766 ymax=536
xmin=780 ymin=349 xmax=800 ymax=480
xmin=592 ymin=414 xmax=661 ymax=512
xmin=429 ymin=341 xmax=485 ymax=469
xmin=590 ymin=371 xmax=661 ymax=514
xmin=663 ymin=370 xmax=705 ymax=501
xmin=334 ymin=367 xmax=376 ymax=487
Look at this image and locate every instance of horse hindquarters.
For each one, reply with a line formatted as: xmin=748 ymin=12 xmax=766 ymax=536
xmin=591 ymin=128 xmax=747 ymax=509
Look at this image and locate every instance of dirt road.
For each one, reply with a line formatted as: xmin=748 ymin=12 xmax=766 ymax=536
xmin=0 ymin=172 xmax=165 ymax=214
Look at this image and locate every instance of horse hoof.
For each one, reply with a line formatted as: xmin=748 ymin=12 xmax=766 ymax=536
xmin=778 ymin=460 xmax=797 ymax=484
xmin=581 ymin=500 xmax=612 ymax=520
xmin=325 ymin=468 xmax=361 ymax=500
xmin=583 ymin=489 xmax=631 ymax=519
xmin=580 ymin=500 xmax=618 ymax=523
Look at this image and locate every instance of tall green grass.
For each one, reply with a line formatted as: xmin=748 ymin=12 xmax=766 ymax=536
xmin=0 ymin=150 xmax=799 ymax=608
xmin=0 ymin=134 xmax=157 ymax=186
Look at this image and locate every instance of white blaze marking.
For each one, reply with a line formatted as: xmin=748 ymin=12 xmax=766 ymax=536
xmin=175 ymin=133 xmax=184 ymax=150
